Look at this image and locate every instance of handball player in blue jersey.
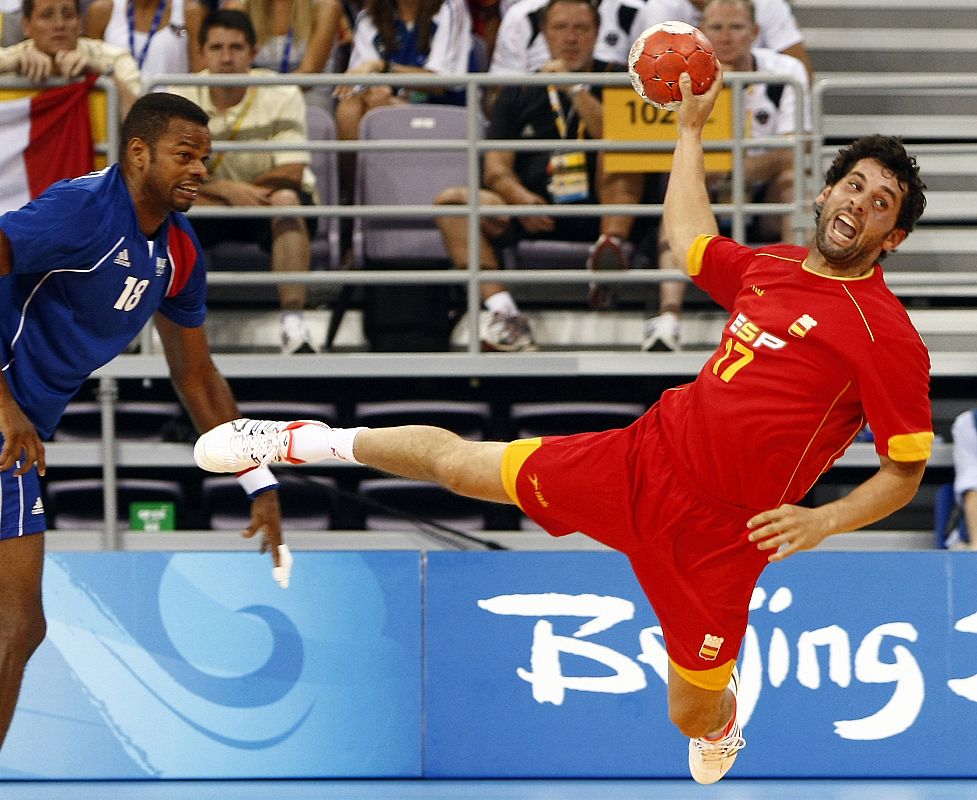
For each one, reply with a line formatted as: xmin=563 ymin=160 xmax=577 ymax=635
xmin=0 ymin=91 xmax=287 ymax=750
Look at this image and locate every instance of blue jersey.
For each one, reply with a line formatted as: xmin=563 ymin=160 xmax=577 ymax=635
xmin=0 ymin=164 xmax=207 ymax=440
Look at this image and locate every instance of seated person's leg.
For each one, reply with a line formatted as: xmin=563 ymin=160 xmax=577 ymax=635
xmin=270 ymin=188 xmax=316 ymax=354
xmin=641 ymin=210 xmax=684 ymax=353
xmin=433 ymin=186 xmax=536 ymax=353
xmin=587 ymin=157 xmax=644 ymax=308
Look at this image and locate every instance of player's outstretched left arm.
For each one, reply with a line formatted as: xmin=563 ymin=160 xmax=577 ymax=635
xmin=154 ymin=314 xmax=286 ymax=566
xmin=746 ymin=456 xmax=926 ymax=562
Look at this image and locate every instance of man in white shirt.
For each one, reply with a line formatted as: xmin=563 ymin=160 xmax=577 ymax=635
xmin=169 ymin=9 xmax=320 ymax=354
xmin=598 ymin=0 xmax=812 ymax=77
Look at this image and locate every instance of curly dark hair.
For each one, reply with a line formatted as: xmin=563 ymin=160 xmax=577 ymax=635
xmin=823 ymin=134 xmax=927 ymax=234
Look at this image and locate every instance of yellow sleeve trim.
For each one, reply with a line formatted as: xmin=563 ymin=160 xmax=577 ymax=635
xmin=686 ymin=234 xmax=716 ymax=277
xmin=669 ymin=657 xmax=737 ymax=692
xmin=500 ymin=438 xmax=543 ymax=511
xmin=887 ymin=431 xmax=934 ymax=462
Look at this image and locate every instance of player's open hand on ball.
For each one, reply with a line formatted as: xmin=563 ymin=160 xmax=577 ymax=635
xmin=676 ymin=63 xmax=723 ymax=131
xmin=746 ymin=503 xmax=830 ymax=562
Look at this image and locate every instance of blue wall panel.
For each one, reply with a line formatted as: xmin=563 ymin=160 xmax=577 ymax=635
xmin=0 ymin=552 xmax=423 ymax=780
xmin=2 ymin=549 xmax=976 ymax=779
xmin=425 ymin=551 xmax=975 ymax=778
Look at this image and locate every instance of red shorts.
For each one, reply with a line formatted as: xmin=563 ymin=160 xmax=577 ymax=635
xmin=500 ymin=404 xmax=770 ymax=690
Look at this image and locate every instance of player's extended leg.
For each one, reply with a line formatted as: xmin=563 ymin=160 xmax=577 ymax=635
xmin=195 ymin=419 xmax=515 ymax=505
xmin=668 ymin=662 xmax=745 ymax=785
xmin=0 ymin=533 xmax=46 ymax=748
xmin=354 ymin=427 xmax=512 ymax=503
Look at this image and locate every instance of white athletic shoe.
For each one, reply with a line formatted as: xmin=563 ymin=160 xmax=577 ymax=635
xmin=480 ymin=312 xmax=537 ymax=352
xmin=687 ymin=667 xmax=746 ymax=785
xmin=641 ymin=311 xmax=681 ymax=352
xmin=194 ymin=418 xmax=328 ymax=473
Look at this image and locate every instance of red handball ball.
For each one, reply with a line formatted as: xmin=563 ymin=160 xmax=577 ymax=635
xmin=628 ymin=21 xmax=718 ymax=110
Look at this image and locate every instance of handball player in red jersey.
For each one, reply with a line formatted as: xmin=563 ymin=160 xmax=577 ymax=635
xmin=195 ymin=65 xmax=932 ymax=784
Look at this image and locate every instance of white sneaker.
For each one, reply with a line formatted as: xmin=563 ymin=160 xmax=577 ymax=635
xmin=480 ymin=312 xmax=537 ymax=352
xmin=641 ymin=311 xmax=681 ymax=352
xmin=281 ymin=313 xmax=318 ymax=354
xmin=687 ymin=667 xmax=746 ymax=785
xmin=194 ymin=418 xmax=328 ymax=473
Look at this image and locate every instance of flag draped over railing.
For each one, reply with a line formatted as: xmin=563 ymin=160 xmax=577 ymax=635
xmin=0 ymin=74 xmax=98 ymax=213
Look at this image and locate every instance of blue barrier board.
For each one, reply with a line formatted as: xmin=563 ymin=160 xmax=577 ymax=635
xmin=425 ymin=551 xmax=970 ymax=778
xmin=0 ymin=552 xmax=423 ymax=780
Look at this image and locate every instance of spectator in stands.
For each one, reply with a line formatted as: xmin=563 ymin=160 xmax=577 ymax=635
xmin=222 ymin=0 xmax=348 ymax=77
xmin=951 ymin=409 xmax=977 ymax=547
xmin=433 ymin=0 xmax=640 ymax=351
xmin=584 ymin=0 xmax=815 ymax=318
xmin=0 ymin=0 xmax=140 ymax=116
xmin=468 ymin=0 xmax=499 ymax=64
xmin=84 ymin=0 xmax=205 ymax=86
xmin=490 ymin=0 xmax=648 ymax=76
xmin=333 ymin=0 xmax=472 ymax=198
xmin=169 ymin=9 xmax=320 ymax=354
xmin=599 ymin=0 xmax=813 ymax=78
xmin=642 ymin=0 xmax=810 ymax=352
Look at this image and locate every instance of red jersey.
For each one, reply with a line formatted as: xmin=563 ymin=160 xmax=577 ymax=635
xmin=657 ymin=235 xmax=933 ymax=511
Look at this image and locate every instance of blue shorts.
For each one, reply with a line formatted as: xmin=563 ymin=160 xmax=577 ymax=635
xmin=0 ymin=464 xmax=47 ymax=539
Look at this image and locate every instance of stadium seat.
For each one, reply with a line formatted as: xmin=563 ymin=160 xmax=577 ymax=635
xmin=352 ymin=103 xmax=477 ymax=266
xmin=353 ymin=400 xmax=491 ymax=439
xmin=56 ymin=401 xmax=182 ymax=442
xmin=357 ymin=477 xmax=488 ymax=532
xmin=508 ymin=401 xmax=647 ymax=438
xmin=201 ymin=473 xmax=336 ymax=531
xmin=45 ymin=478 xmax=185 ymax=530
xmin=237 ymin=401 xmax=339 ymax=427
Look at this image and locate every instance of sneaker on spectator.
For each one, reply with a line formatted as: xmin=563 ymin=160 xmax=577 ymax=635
xmin=586 ymin=234 xmax=629 ymax=309
xmin=688 ymin=667 xmax=745 ymax=785
xmin=641 ymin=311 xmax=681 ymax=352
xmin=281 ymin=313 xmax=318 ymax=354
xmin=480 ymin=312 xmax=537 ymax=352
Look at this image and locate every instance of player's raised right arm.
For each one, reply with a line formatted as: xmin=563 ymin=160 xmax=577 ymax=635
xmin=662 ymin=68 xmax=723 ymax=276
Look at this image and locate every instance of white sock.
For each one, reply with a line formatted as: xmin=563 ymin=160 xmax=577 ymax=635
xmin=291 ymin=424 xmax=367 ymax=464
xmin=484 ymin=290 xmax=519 ymax=317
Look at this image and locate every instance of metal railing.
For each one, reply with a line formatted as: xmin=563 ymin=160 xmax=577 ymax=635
xmin=147 ymin=70 xmax=809 ymax=353
xmin=7 ymin=70 xmax=974 ymax=545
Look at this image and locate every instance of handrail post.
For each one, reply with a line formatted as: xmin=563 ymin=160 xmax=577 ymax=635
xmin=97 ymin=376 xmax=120 ymax=550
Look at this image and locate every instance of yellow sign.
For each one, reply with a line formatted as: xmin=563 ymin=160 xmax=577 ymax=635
xmin=602 ymin=86 xmax=733 ymax=173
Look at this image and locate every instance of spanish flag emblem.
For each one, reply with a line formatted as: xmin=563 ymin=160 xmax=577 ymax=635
xmin=699 ymin=634 xmax=725 ymax=661
xmin=789 ymin=314 xmax=818 ymax=338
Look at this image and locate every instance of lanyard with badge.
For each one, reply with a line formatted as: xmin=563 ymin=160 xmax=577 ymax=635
xmin=545 ymin=85 xmax=589 ymax=203
xmin=128 ymin=0 xmax=167 ymax=69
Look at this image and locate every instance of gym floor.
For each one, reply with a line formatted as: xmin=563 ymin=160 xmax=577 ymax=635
xmin=1 ymin=780 xmax=976 ymax=799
